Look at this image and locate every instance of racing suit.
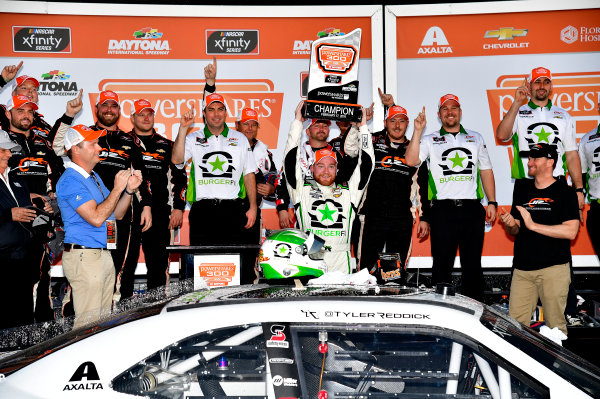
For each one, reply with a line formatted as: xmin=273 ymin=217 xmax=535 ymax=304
xmin=92 ymin=125 xmax=152 ymax=300
xmin=579 ymin=124 xmax=600 ymax=258
xmin=284 ymin=120 xmax=374 ymax=273
xmin=359 ymin=129 xmax=430 ymax=270
xmin=0 ymin=79 xmax=54 ymax=138
xmin=133 ymin=129 xmax=187 ymax=291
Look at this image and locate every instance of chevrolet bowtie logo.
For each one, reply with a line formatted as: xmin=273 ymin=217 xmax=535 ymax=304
xmin=484 ymin=27 xmax=528 ymax=40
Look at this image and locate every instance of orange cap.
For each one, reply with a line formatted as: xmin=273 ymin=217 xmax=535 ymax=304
xmin=314 ymin=148 xmax=337 ymax=165
xmin=203 ymin=93 xmax=226 ymax=109
xmin=439 ymin=94 xmax=460 ymax=109
xmin=530 ymin=67 xmax=551 ymax=83
xmin=385 ymin=105 xmax=408 ymax=120
xmin=14 ymin=75 xmax=40 ymax=88
xmin=97 ymin=90 xmax=119 ymax=106
xmin=131 ymin=99 xmax=154 ymax=114
xmin=6 ymin=95 xmax=38 ymax=111
xmin=237 ymin=108 xmax=259 ymax=123
xmin=64 ymin=124 xmax=107 ymax=150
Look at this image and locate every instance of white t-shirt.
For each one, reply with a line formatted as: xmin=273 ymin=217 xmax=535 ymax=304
xmin=184 ymin=126 xmax=256 ymax=200
xmin=419 ymin=126 xmax=492 ymax=200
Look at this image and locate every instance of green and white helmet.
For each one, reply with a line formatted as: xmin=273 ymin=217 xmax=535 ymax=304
xmin=259 ymin=229 xmax=328 ymax=280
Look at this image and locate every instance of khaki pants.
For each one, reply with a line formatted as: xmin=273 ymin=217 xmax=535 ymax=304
xmin=509 ymin=263 xmax=570 ymax=335
xmin=62 ymin=248 xmax=115 ymax=329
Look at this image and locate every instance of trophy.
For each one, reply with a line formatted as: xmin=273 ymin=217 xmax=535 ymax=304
xmin=303 ymin=28 xmax=362 ymax=123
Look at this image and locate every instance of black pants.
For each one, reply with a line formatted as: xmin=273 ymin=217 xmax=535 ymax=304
xmin=588 ymin=201 xmax=600 ymax=258
xmin=189 ymin=199 xmax=252 ymax=284
xmin=430 ymin=200 xmax=486 ymax=301
xmin=359 ymin=215 xmax=413 ymax=271
xmin=240 ymin=207 xmax=260 ymax=285
xmin=112 ymin=200 xmax=143 ymax=300
xmin=34 ymin=242 xmax=54 ymax=322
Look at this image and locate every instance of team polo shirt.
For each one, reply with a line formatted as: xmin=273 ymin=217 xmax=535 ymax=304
xmin=418 ymin=125 xmax=492 ymax=200
xmin=508 ymin=100 xmax=577 ymax=179
xmin=185 ymin=125 xmax=257 ymax=201
xmin=579 ymin=125 xmax=600 ymax=201
xmin=57 ymin=162 xmax=114 ymax=248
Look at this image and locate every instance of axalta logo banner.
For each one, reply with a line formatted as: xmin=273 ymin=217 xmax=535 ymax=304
xmin=397 ymin=9 xmax=599 ymax=58
xmin=108 ymin=27 xmax=170 ymax=56
xmin=12 ymin=26 xmax=71 ymax=53
xmin=88 ymin=79 xmax=283 ymax=147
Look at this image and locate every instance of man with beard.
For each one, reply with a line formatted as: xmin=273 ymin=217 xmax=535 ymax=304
xmin=92 ymin=91 xmax=151 ymax=301
xmin=128 ymin=99 xmax=187 ymax=292
xmin=359 ymin=104 xmax=430 ymax=272
xmin=496 ymin=67 xmax=584 ymax=210
xmin=405 ymin=94 xmax=497 ymax=301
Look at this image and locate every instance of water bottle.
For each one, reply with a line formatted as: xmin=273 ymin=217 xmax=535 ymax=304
xmin=499 ymin=295 xmax=509 ymax=314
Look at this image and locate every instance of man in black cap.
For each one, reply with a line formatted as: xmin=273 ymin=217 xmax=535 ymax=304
xmin=499 ymin=143 xmax=579 ymax=337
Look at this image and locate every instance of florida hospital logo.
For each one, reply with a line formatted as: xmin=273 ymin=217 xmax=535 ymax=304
xmin=525 ymin=122 xmax=560 ymax=147
xmin=199 ymin=151 xmax=235 ymax=179
xmin=440 ymin=147 xmax=474 ymax=176
xmin=309 ymin=199 xmax=345 ymax=229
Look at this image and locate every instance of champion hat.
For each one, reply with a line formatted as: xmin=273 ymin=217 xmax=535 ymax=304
xmin=6 ymin=95 xmax=38 ymax=111
xmin=385 ymin=105 xmax=408 ymax=121
xmin=0 ymin=130 xmax=21 ymax=151
xmin=439 ymin=94 xmax=460 ymax=109
xmin=529 ymin=143 xmax=557 ymax=163
xmin=530 ymin=67 xmax=551 ymax=83
xmin=97 ymin=90 xmax=120 ymax=105
xmin=64 ymin=124 xmax=107 ymax=150
xmin=314 ymin=148 xmax=337 ymax=165
xmin=13 ymin=75 xmax=40 ymax=89
xmin=131 ymin=99 xmax=154 ymax=114
xmin=203 ymin=93 xmax=226 ymax=109
xmin=237 ymin=108 xmax=259 ymax=123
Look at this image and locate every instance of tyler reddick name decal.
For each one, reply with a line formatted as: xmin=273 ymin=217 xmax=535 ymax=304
xmin=300 ymin=309 xmax=432 ymax=320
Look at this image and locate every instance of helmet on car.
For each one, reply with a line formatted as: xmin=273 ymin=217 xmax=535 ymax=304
xmin=258 ymin=229 xmax=328 ymax=280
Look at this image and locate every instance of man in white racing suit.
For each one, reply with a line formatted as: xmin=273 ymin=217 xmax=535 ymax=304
xmin=283 ymin=102 xmax=374 ymax=273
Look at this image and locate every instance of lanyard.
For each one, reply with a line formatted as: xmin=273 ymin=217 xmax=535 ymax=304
xmin=90 ymin=172 xmax=106 ymax=200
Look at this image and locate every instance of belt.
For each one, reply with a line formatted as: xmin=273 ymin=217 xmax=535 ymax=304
xmin=433 ymin=199 xmax=480 ymax=207
xmin=64 ymin=243 xmax=106 ymax=252
xmin=198 ymin=198 xmax=242 ymax=206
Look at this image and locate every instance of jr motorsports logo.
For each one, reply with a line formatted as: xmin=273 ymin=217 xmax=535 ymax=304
xmin=483 ymin=27 xmax=529 ymax=50
xmin=561 ymin=24 xmax=600 ymax=45
xmin=418 ymin=26 xmax=452 ymax=54
xmin=39 ymin=70 xmax=79 ymax=96
xmin=12 ymin=26 xmax=71 ymax=53
xmin=89 ymin=79 xmax=283 ymax=146
xmin=486 ymin=71 xmax=600 ymax=166
xmin=108 ymin=27 xmax=170 ymax=55
xmin=293 ymin=27 xmax=345 ymax=55
xmin=206 ymin=30 xmax=259 ymax=55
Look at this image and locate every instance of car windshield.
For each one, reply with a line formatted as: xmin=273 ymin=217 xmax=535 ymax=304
xmin=481 ymin=308 xmax=600 ymax=397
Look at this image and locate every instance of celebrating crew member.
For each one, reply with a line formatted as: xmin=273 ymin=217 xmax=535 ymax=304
xmin=283 ymin=101 xmax=374 ymax=273
xmin=499 ymin=144 xmax=579 ymax=336
xmin=172 ymin=93 xmax=258 ymax=282
xmin=496 ymin=67 xmax=584 ymax=210
xmin=359 ymin=102 xmax=430 ymax=271
xmin=236 ymin=108 xmax=277 ymax=283
xmin=57 ymin=124 xmax=142 ymax=329
xmin=578 ymin=100 xmax=600 ymax=259
xmin=405 ymin=94 xmax=497 ymax=301
xmin=128 ymin=99 xmax=187 ymax=292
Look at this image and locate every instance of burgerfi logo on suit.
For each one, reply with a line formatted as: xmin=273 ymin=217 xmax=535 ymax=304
xmin=486 ymin=71 xmax=600 ymax=167
xmin=88 ymin=79 xmax=284 ymax=147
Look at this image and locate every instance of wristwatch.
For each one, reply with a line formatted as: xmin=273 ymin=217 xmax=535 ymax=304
xmin=575 ymin=187 xmax=584 ymax=193
xmin=488 ymin=201 xmax=498 ymax=207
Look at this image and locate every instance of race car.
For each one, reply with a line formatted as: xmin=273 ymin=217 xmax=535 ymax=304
xmin=0 ymin=284 xmax=599 ymax=398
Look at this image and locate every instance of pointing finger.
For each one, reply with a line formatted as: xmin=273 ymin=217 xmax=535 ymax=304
xmin=76 ymin=88 xmax=83 ymax=100
xmin=16 ymin=60 xmax=23 ymax=70
xmin=378 ymin=87 xmax=383 ymax=98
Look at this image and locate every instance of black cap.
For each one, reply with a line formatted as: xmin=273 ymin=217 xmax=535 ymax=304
xmin=529 ymin=143 xmax=558 ymax=163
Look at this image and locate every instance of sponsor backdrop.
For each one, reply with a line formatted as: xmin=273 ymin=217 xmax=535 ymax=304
xmin=389 ymin=4 xmax=600 ymax=267
xmin=1 ymin=2 xmax=599 ymax=269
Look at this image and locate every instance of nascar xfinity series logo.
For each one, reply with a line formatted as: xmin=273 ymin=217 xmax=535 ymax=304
xmin=38 ymin=70 xmax=79 ymax=96
xmin=439 ymin=147 xmax=474 ymax=182
xmin=206 ymin=30 xmax=259 ymax=55
xmin=108 ymin=27 xmax=170 ymax=55
xmin=12 ymin=26 xmax=71 ymax=53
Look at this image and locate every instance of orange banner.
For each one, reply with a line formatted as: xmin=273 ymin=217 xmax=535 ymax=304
xmin=2 ymin=14 xmax=372 ymax=59
xmin=397 ymin=9 xmax=600 ymax=58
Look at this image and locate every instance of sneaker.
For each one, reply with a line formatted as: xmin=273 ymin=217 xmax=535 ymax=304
xmin=566 ymin=313 xmax=583 ymax=327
